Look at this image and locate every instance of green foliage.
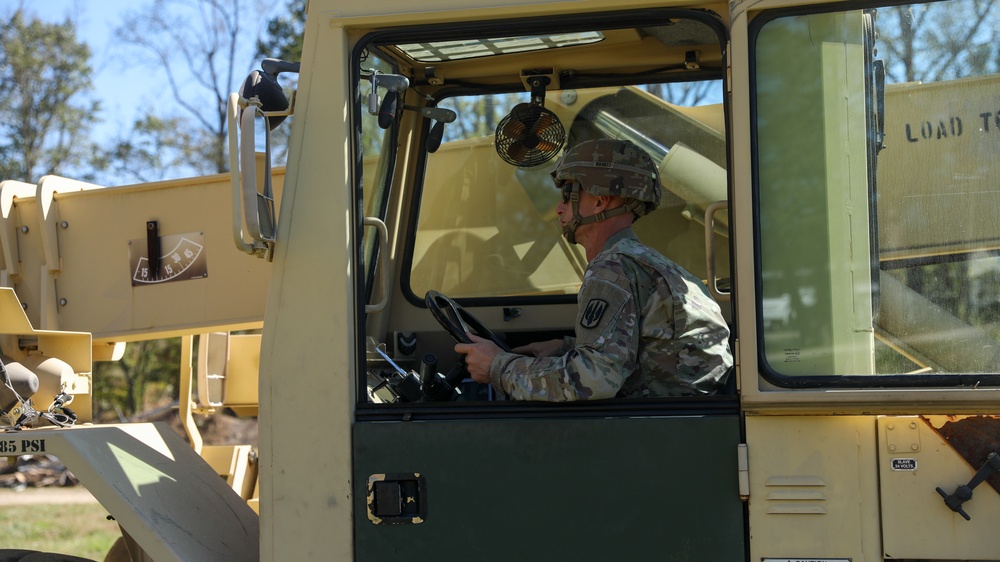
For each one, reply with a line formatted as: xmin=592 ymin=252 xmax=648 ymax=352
xmin=256 ymin=0 xmax=306 ymax=63
xmin=253 ymin=0 xmax=307 ymax=163
xmin=91 ymin=114 xmax=219 ymax=184
xmin=0 ymin=10 xmax=100 ymax=182
xmin=93 ymin=339 xmax=181 ymax=420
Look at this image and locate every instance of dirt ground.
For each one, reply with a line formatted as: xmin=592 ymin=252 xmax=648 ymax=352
xmin=0 ymin=486 xmax=98 ymax=505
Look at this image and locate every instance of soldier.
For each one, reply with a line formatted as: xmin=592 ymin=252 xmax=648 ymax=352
xmin=455 ymin=138 xmax=732 ymax=400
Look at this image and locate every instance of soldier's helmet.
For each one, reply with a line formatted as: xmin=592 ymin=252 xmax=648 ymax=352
xmin=550 ymin=138 xmax=662 ymax=218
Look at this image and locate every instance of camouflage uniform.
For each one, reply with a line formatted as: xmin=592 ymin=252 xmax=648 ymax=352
xmin=488 ymin=228 xmax=732 ymax=400
xmin=486 ymin=138 xmax=731 ymax=400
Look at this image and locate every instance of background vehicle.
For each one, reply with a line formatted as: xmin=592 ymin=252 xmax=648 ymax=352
xmin=2 ymin=0 xmax=999 ymax=560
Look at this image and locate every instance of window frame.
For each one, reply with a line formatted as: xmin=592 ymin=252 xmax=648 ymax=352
xmin=748 ymin=0 xmax=1000 ymax=390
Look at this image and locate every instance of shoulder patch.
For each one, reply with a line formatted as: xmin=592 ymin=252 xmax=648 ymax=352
xmin=581 ymin=299 xmax=609 ymax=329
xmin=575 ymin=277 xmax=630 ymax=348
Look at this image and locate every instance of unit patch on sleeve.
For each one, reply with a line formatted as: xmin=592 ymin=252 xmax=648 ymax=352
xmin=581 ymin=298 xmax=609 ymax=329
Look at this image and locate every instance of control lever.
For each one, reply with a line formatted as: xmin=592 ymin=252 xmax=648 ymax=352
xmin=372 ymin=347 xmax=462 ymax=402
xmin=935 ymin=451 xmax=1000 ymax=520
xmin=419 ymin=353 xmax=462 ymax=401
xmin=372 ymin=346 xmax=422 ymax=402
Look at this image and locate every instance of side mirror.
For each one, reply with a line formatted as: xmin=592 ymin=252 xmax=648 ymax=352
xmin=228 ymin=59 xmax=300 ymax=259
xmin=239 ymin=58 xmax=300 ymax=130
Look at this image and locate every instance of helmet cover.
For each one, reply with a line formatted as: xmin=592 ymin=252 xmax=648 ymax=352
xmin=551 ymin=138 xmax=661 ymax=217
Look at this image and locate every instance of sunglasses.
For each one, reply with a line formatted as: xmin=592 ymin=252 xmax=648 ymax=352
xmin=560 ymin=183 xmax=577 ymax=204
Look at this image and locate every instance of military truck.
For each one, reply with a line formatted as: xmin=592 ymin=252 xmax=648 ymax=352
xmin=2 ymin=0 xmax=1000 ymax=560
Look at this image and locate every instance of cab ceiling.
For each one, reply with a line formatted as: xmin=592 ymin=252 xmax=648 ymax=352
xmin=378 ymin=20 xmax=724 ymax=87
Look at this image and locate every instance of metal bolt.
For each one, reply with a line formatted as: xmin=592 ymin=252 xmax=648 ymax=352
xmin=911 ymin=443 xmax=919 ymax=451
xmin=60 ymin=221 xmax=69 ymax=229
xmin=910 ymin=422 xmax=917 ymax=429
xmin=20 ymin=226 xmax=28 ymax=233
xmin=889 ymin=444 xmax=897 ymax=452
xmin=59 ymin=298 xmax=67 ymax=306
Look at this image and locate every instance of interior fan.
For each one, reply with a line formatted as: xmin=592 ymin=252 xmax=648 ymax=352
xmin=495 ymin=76 xmax=565 ymax=167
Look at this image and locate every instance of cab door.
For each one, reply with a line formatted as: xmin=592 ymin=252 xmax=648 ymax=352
xmin=354 ymin=405 xmax=743 ymax=560
xmin=351 ymin=8 xmax=745 ymax=561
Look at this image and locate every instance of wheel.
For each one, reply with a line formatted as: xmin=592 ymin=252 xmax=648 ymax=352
xmin=102 ymin=531 xmax=153 ymax=562
xmin=424 ymin=291 xmax=511 ymax=352
xmin=424 ymin=290 xmax=511 ymax=400
xmin=0 ymin=550 xmax=95 ymax=562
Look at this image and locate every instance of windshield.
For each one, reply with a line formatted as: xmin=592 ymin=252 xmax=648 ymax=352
xmin=406 ymin=84 xmax=726 ymax=300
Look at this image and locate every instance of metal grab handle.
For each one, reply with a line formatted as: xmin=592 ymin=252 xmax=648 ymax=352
xmin=935 ymin=451 xmax=1000 ymax=520
xmin=364 ymin=217 xmax=389 ymax=313
xmin=704 ymin=200 xmax=730 ymax=301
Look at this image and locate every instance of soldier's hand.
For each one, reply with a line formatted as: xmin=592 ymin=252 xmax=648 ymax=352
xmin=454 ymin=333 xmax=502 ymax=384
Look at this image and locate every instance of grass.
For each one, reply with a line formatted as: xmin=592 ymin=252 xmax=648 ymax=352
xmin=0 ymin=500 xmax=120 ymax=560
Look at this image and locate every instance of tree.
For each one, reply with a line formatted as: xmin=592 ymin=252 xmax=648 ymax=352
xmin=114 ymin=0 xmax=267 ymax=175
xmin=93 ymin=339 xmax=182 ymax=420
xmin=0 ymin=10 xmax=100 ymax=182
xmin=255 ymin=0 xmax=306 ymax=63
xmin=877 ymin=0 xmax=998 ymax=83
xmin=254 ymin=0 xmax=306 ymax=162
xmin=92 ymin=114 xmax=213 ymax=184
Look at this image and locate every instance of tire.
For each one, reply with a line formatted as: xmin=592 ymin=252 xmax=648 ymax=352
xmin=0 ymin=550 xmax=96 ymax=562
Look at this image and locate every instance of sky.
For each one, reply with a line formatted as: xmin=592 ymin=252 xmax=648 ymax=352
xmin=12 ymin=0 xmax=282 ymax=184
xmin=30 ymin=0 xmax=157 ymax=149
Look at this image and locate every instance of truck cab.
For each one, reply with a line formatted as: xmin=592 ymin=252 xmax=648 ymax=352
xmin=255 ymin=0 xmax=1000 ymax=559
xmin=335 ymin=8 xmax=739 ymax=560
xmin=2 ymin=0 xmax=1000 ymax=560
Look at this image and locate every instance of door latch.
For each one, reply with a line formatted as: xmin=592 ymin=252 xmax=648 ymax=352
xmin=935 ymin=451 xmax=1000 ymax=520
xmin=367 ymin=473 xmax=427 ymax=524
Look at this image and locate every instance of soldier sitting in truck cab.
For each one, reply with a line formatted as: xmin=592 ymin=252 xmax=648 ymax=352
xmin=456 ymin=139 xmax=733 ymax=401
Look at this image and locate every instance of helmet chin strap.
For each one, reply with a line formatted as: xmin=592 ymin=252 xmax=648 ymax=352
xmin=561 ymin=185 xmax=638 ymax=244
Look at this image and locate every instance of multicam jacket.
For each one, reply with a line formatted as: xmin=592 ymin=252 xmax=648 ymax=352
xmin=488 ymin=228 xmax=732 ymax=401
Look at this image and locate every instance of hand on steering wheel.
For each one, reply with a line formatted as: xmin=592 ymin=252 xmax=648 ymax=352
xmin=425 ymin=291 xmax=512 ymax=399
xmin=424 ymin=290 xmax=511 ymax=352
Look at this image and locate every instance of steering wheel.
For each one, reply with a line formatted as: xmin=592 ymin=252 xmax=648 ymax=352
xmin=424 ymin=290 xmax=512 ymax=352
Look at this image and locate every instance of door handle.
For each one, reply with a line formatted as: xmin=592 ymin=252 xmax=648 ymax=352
xmin=935 ymin=451 xmax=1000 ymax=520
xmin=367 ymin=473 xmax=427 ymax=524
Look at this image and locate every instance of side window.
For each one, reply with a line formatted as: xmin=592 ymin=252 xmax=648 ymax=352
xmin=753 ymin=1 xmax=1000 ymax=382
